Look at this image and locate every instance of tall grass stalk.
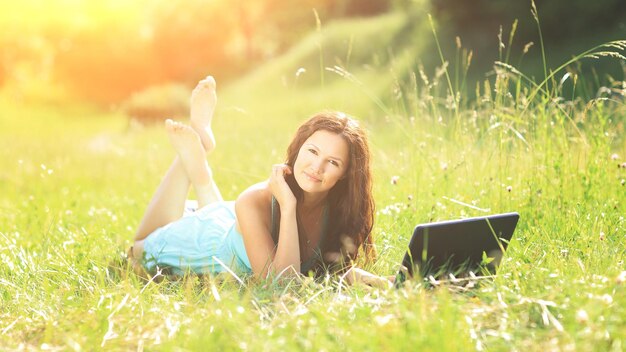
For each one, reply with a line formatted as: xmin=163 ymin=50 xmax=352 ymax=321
xmin=428 ymin=14 xmax=458 ymax=117
xmin=531 ymin=0 xmax=548 ymax=85
xmin=314 ymin=9 xmax=325 ymax=88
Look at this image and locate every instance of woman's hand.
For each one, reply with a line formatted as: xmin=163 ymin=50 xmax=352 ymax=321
xmin=269 ymin=163 xmax=297 ymax=208
xmin=343 ymin=267 xmax=393 ymax=289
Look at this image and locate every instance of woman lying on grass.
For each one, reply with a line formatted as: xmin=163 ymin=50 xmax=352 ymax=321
xmin=128 ymin=75 xmax=390 ymax=287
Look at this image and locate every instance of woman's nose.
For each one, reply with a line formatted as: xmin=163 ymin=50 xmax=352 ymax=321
xmin=311 ymin=158 xmax=324 ymax=172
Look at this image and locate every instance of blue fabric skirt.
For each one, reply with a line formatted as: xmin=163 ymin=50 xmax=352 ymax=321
xmin=141 ymin=201 xmax=252 ymax=275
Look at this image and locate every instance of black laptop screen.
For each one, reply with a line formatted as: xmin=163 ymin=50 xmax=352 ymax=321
xmin=397 ymin=212 xmax=519 ymax=282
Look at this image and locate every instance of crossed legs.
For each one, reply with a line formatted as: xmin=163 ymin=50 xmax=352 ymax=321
xmin=132 ymin=76 xmax=222 ymax=261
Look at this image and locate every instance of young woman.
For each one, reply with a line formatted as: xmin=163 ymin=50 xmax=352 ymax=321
xmin=129 ymin=76 xmax=390 ymax=287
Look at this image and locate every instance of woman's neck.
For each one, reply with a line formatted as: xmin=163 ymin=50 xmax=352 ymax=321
xmin=299 ymin=192 xmax=327 ymax=212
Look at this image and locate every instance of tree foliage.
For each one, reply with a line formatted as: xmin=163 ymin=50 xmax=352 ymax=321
xmin=0 ymin=0 xmax=392 ymax=104
xmin=432 ymin=0 xmax=626 ymax=43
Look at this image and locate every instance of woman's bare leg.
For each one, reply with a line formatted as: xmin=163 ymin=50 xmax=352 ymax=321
xmin=134 ymin=156 xmax=190 ymax=242
xmin=164 ymin=119 xmax=217 ymax=208
xmin=190 ymin=75 xmax=223 ymax=204
xmin=190 ymin=75 xmax=217 ymax=152
xmin=131 ymin=121 xmax=217 ymax=259
xmin=132 ymin=76 xmax=222 ymax=258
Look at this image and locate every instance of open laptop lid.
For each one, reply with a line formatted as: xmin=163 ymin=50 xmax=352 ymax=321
xmin=395 ymin=212 xmax=519 ymax=285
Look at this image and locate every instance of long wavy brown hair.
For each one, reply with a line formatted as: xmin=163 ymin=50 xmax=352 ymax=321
xmin=284 ymin=111 xmax=376 ymax=267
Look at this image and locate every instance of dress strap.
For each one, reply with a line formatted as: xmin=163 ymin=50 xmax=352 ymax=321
xmin=270 ymin=196 xmax=279 ymax=245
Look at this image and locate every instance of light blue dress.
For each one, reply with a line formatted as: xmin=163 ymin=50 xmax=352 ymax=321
xmin=141 ymin=201 xmax=252 ymax=275
xmin=140 ymin=198 xmax=327 ymax=276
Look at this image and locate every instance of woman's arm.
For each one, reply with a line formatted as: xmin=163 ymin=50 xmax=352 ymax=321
xmin=270 ymin=203 xmax=302 ymax=275
xmin=235 ymin=188 xmax=277 ymax=277
xmin=267 ymin=164 xmax=302 ymax=275
xmin=235 ymin=191 xmax=302 ymax=277
xmin=236 ymin=164 xmax=303 ymax=278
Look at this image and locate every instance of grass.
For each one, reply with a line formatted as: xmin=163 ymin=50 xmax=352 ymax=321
xmin=1 ymin=10 xmax=626 ymax=352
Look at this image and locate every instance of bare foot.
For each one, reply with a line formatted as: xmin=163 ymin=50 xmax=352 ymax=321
xmin=190 ymin=76 xmax=217 ymax=153
xmin=165 ymin=119 xmax=212 ymax=188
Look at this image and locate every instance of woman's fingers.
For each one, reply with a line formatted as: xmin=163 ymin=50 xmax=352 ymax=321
xmin=269 ymin=164 xmax=296 ymax=206
xmin=272 ymin=163 xmax=292 ymax=176
xmin=344 ymin=267 xmax=393 ymax=289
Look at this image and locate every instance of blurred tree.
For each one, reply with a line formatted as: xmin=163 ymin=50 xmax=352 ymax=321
xmin=0 ymin=0 xmax=395 ymax=105
xmin=330 ymin=0 xmax=392 ymax=17
xmin=55 ymin=24 xmax=163 ymax=103
xmin=149 ymin=0 xmax=239 ymax=83
xmin=432 ymin=0 xmax=626 ymax=44
xmin=431 ymin=0 xmax=626 ymax=69
xmin=428 ymin=0 xmax=626 ymax=97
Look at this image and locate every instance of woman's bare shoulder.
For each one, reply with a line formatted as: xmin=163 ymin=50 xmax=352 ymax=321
xmin=235 ymin=181 xmax=272 ymax=232
xmin=236 ymin=181 xmax=271 ymax=207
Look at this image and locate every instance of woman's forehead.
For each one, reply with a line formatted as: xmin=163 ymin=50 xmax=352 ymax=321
xmin=303 ymin=130 xmax=349 ymax=158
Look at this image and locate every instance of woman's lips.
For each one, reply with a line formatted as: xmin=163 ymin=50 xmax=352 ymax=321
xmin=304 ymin=171 xmax=322 ymax=182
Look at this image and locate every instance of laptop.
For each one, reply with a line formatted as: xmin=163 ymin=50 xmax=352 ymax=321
xmin=394 ymin=212 xmax=519 ymax=286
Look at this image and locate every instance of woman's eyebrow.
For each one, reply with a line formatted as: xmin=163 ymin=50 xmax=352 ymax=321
xmin=305 ymin=143 xmax=344 ymax=163
xmin=304 ymin=143 xmax=319 ymax=150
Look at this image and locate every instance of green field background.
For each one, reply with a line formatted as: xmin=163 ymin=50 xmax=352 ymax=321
xmin=1 ymin=2 xmax=626 ymax=351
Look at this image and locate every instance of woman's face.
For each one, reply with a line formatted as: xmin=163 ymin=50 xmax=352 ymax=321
xmin=293 ymin=130 xmax=349 ymax=194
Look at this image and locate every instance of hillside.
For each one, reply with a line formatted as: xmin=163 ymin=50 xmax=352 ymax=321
xmin=221 ymin=9 xmax=431 ymax=120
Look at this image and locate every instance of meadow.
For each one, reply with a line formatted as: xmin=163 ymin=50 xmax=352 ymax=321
xmin=1 ymin=11 xmax=626 ymax=352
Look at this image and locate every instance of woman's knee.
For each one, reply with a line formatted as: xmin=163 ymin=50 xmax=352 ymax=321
xmin=131 ymin=240 xmax=145 ymax=259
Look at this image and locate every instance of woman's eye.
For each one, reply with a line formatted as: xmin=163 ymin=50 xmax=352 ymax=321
xmin=329 ymin=160 xmax=339 ymax=166
xmin=308 ymin=149 xmax=318 ymax=155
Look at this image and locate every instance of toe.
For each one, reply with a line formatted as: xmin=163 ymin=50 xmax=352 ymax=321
xmin=204 ymin=76 xmax=216 ymax=87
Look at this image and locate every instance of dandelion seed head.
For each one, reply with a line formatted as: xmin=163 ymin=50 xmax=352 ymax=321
xmin=599 ymin=232 xmax=606 ymax=241
xmin=506 ymin=185 xmax=512 ymax=192
xmin=391 ymin=176 xmax=399 ymax=185
xmin=375 ymin=314 xmax=394 ymax=326
xmin=611 ymin=153 xmax=620 ymax=160
xmin=600 ymin=294 xmax=613 ymax=304
xmin=576 ymin=309 xmax=589 ymax=323
xmin=616 ymin=271 xmax=626 ymax=284
xmin=295 ymin=68 xmax=306 ymax=77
